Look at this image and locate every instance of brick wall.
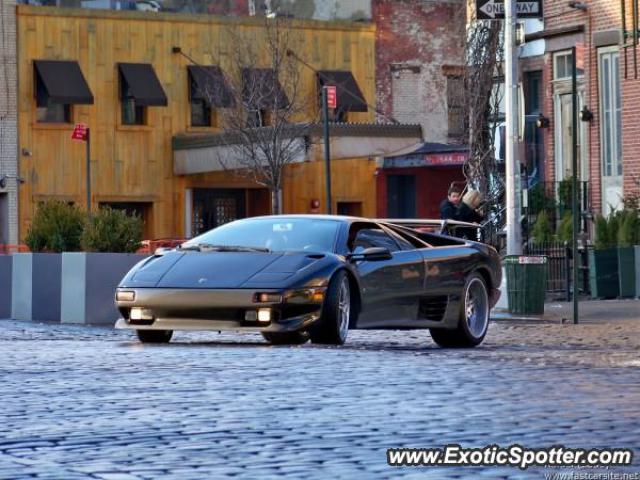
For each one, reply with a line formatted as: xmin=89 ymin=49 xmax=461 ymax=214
xmin=373 ymin=0 xmax=466 ymax=143
xmin=543 ymin=0 xmax=640 ymax=214
xmin=0 ymin=0 xmax=18 ymax=246
xmin=620 ymin=0 xmax=640 ymax=197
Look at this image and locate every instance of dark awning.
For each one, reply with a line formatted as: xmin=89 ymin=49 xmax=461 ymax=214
xmin=188 ymin=65 xmax=234 ymax=108
xmin=34 ymin=60 xmax=94 ymax=105
xmin=118 ymin=63 xmax=167 ymax=106
xmin=317 ymin=70 xmax=367 ymax=112
xmin=241 ymin=68 xmax=289 ymax=109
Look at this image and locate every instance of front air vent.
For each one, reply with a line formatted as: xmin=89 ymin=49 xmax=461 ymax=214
xmin=418 ymin=296 xmax=449 ymax=322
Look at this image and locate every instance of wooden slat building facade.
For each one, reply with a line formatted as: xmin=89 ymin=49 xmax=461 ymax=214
xmin=16 ymin=6 xmax=421 ymax=239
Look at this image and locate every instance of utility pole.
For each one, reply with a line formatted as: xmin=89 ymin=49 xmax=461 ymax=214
xmin=322 ymin=86 xmax=333 ymax=215
xmin=571 ymin=47 xmax=580 ymax=324
xmin=86 ymin=127 xmax=92 ymax=216
xmin=505 ymin=0 xmax=522 ymax=255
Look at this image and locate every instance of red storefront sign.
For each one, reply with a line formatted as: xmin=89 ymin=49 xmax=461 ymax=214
xmin=71 ymin=123 xmax=88 ymax=141
xmin=383 ymin=151 xmax=468 ymax=169
xmin=325 ymin=86 xmax=337 ymax=109
xmin=423 ymin=152 xmax=467 ymax=166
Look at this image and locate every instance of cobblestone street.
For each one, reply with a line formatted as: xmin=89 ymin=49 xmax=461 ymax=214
xmin=1 ymin=302 xmax=639 ymax=479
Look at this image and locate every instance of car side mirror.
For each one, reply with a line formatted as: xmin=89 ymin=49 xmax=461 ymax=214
xmin=348 ymin=247 xmax=392 ymax=262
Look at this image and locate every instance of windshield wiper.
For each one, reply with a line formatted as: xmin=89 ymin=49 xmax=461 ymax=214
xmin=178 ymin=243 xmax=270 ymax=253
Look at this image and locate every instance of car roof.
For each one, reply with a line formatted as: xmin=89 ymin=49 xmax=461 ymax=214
xmin=380 ymin=218 xmax=480 ymax=227
xmin=242 ymin=214 xmax=373 ymax=223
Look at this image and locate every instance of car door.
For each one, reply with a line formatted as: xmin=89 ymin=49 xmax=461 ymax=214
xmin=349 ymin=223 xmax=425 ymax=328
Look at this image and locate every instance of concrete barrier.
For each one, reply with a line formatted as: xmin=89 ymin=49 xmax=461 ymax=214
xmin=0 ymin=255 xmax=12 ymax=318
xmin=11 ymin=253 xmax=62 ymax=322
xmin=61 ymin=253 xmax=146 ymax=325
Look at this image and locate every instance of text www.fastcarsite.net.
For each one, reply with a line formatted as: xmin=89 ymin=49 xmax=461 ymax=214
xmin=386 ymin=444 xmax=634 ymax=470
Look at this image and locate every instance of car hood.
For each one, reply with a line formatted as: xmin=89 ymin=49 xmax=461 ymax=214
xmin=120 ymin=250 xmax=327 ymax=288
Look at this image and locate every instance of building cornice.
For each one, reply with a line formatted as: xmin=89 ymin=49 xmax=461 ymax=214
xmin=525 ymin=25 xmax=585 ymax=43
xmin=16 ymin=5 xmax=375 ymax=33
xmin=173 ymin=123 xmax=422 ymax=151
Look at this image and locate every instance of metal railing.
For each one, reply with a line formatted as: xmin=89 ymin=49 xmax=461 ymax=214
xmin=524 ymin=241 xmax=590 ymax=298
xmin=525 ymin=180 xmax=590 ymax=230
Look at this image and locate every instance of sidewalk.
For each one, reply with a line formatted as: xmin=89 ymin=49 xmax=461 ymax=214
xmin=491 ymin=298 xmax=640 ymax=323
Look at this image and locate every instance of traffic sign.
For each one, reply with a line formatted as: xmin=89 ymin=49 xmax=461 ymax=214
xmin=476 ymin=0 xmax=542 ymax=20
xmin=325 ymin=85 xmax=337 ymax=109
xmin=71 ymin=123 xmax=88 ymax=141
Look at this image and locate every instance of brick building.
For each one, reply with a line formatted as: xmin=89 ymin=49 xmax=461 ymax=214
xmin=372 ymin=0 xmax=468 ymax=218
xmin=373 ymin=0 xmax=466 ymax=143
xmin=0 ymin=0 xmax=19 ymax=247
xmin=532 ymin=0 xmax=639 ymax=218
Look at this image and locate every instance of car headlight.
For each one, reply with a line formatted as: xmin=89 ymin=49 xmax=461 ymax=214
xmin=116 ymin=290 xmax=136 ymax=302
xmin=253 ymin=292 xmax=283 ymax=303
xmin=130 ymin=307 xmax=154 ymax=321
xmin=284 ymin=288 xmax=325 ymax=304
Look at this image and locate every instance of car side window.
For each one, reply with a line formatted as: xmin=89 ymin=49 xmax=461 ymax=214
xmin=386 ymin=226 xmax=431 ymax=249
xmin=351 ymin=228 xmax=400 ymax=253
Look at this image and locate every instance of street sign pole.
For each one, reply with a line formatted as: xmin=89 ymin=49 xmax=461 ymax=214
xmin=86 ymin=127 xmax=91 ymax=216
xmin=505 ymin=0 xmax=522 ymax=255
xmin=322 ymin=87 xmax=333 ymax=215
xmin=571 ymin=47 xmax=579 ymax=324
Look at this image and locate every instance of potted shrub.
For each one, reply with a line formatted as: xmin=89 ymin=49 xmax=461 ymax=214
xmin=589 ymin=213 xmax=620 ymax=299
xmin=617 ymin=209 xmax=639 ymax=298
xmin=556 ymin=211 xmax=573 ymax=244
xmin=61 ymin=207 xmax=147 ymax=325
xmin=12 ymin=201 xmax=85 ymax=322
xmin=530 ymin=210 xmax=553 ymax=245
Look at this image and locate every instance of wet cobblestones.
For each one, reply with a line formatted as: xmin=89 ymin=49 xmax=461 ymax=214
xmin=0 ymin=313 xmax=639 ymax=479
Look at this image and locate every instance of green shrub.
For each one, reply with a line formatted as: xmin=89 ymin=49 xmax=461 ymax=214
xmin=556 ymin=212 xmax=573 ymax=244
xmin=81 ymin=207 xmax=143 ymax=253
xmin=557 ymin=178 xmax=573 ymax=212
xmin=530 ymin=210 xmax=553 ymax=244
xmin=594 ymin=215 xmax=613 ymax=250
xmin=608 ymin=210 xmax=621 ymax=245
xmin=617 ymin=209 xmax=639 ymax=247
xmin=528 ymin=184 xmax=556 ymax=213
xmin=25 ymin=200 xmax=86 ymax=253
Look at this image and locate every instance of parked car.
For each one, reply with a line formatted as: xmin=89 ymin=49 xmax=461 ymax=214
xmin=115 ymin=215 xmax=501 ymax=347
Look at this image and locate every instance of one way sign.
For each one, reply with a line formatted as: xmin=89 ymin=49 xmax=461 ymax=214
xmin=476 ymin=0 xmax=543 ymax=20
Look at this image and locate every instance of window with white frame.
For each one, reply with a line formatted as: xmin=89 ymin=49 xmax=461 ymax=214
xmin=599 ymin=49 xmax=622 ymax=177
xmin=553 ymin=51 xmax=584 ymax=81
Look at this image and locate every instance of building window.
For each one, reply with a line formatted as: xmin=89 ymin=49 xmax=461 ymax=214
xmin=118 ymin=63 xmax=168 ymax=126
xmin=191 ymin=98 xmax=211 ymax=127
xmin=330 ymin=109 xmax=348 ymax=123
xmin=34 ymin=60 xmax=94 ymax=124
xmin=599 ymin=49 xmax=622 ymax=178
xmin=99 ymin=202 xmax=153 ymax=238
xmin=523 ymin=71 xmax=544 ymax=185
xmin=36 ymin=99 xmax=71 ymax=123
xmin=122 ymin=99 xmax=145 ymax=125
xmin=447 ymin=75 xmax=465 ymax=138
xmin=553 ymin=51 xmax=584 ymax=81
xmin=247 ymin=109 xmax=272 ymax=127
xmin=35 ymin=71 xmax=71 ymax=123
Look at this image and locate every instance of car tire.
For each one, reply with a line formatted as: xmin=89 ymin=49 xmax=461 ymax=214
xmin=262 ymin=331 xmax=309 ymax=345
xmin=309 ymin=270 xmax=351 ymax=345
xmin=136 ymin=329 xmax=173 ymax=344
xmin=430 ymin=272 xmax=489 ymax=348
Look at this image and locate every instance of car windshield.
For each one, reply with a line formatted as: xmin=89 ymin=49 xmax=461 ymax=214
xmin=182 ymin=218 xmax=340 ymax=253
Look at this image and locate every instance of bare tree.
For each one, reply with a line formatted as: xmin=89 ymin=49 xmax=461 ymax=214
xmin=210 ymin=16 xmax=312 ymax=214
xmin=462 ymin=18 xmax=504 ymax=197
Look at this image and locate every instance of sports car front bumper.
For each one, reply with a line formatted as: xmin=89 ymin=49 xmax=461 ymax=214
xmin=114 ymin=287 xmax=324 ymax=333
